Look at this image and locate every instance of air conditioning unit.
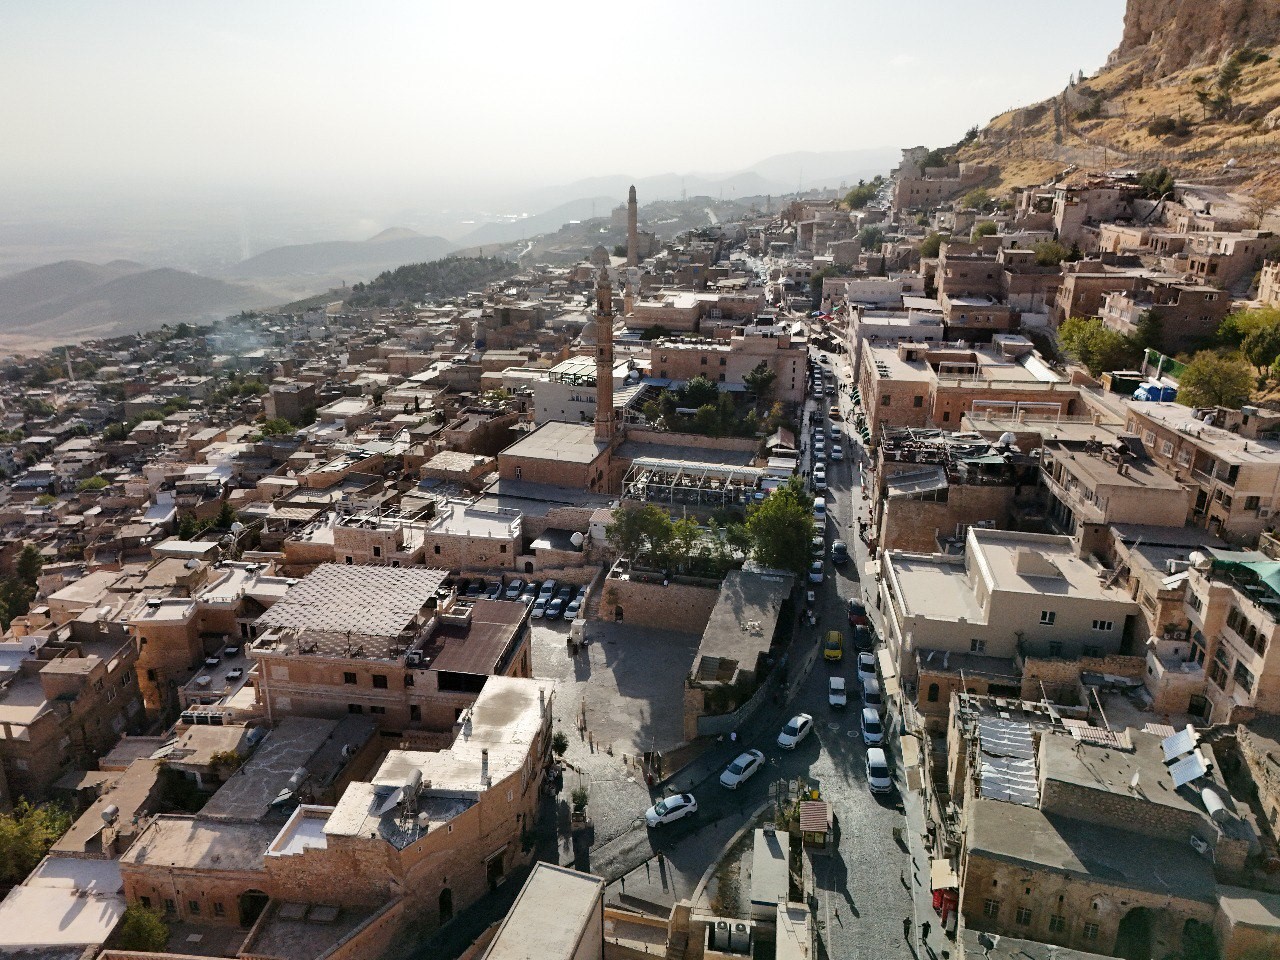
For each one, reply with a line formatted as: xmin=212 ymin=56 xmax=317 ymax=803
xmin=1260 ymin=509 xmax=1271 ymax=519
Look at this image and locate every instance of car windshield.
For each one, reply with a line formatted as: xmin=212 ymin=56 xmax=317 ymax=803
xmin=654 ymin=799 xmax=670 ymax=815
xmin=869 ymin=760 xmax=888 ymax=777
xmin=728 ymin=760 xmax=745 ymax=774
xmin=866 ymin=717 xmax=882 ymax=733
xmin=784 ymin=720 xmax=801 ymax=736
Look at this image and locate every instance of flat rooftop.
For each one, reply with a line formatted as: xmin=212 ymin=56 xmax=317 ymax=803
xmin=1043 ymin=440 xmax=1184 ymax=493
xmin=500 ymin=420 xmax=607 ymax=464
xmin=325 ymin=676 xmax=551 ymax=848
xmin=121 ymin=815 xmax=279 ymax=872
xmin=1127 ymin=401 xmax=1280 ymax=465
xmin=200 ymin=716 xmax=339 ymax=822
xmin=0 ymin=857 xmax=124 ymax=951
xmin=426 ymin=598 xmax=526 ymax=675
xmin=427 ymin=503 xmax=520 ymax=539
xmin=695 ymin=570 xmax=794 ymax=675
xmin=886 ymin=553 xmax=984 ymax=622
xmin=486 ymin=863 xmax=605 ymax=960
xmin=254 ymin=563 xmax=449 ymax=644
xmin=242 ymin=900 xmax=380 ymax=960
xmin=968 ymin=798 xmax=1217 ymax=904
xmin=971 ymin=529 xmax=1133 ymax=604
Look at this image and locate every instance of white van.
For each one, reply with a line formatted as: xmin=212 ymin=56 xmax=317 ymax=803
xmin=813 ymin=497 xmax=827 ymax=521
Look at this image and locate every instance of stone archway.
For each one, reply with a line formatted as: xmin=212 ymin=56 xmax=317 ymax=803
xmin=438 ymin=887 xmax=453 ymax=924
xmin=239 ymin=889 xmax=269 ymax=928
xmin=1115 ymin=906 xmax=1154 ymax=960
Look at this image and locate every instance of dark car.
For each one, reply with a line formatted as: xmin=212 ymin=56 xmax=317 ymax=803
xmin=848 ymin=598 xmax=868 ymax=626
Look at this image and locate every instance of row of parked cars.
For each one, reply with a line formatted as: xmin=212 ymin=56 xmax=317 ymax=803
xmin=452 ymin=578 xmax=588 ymax=622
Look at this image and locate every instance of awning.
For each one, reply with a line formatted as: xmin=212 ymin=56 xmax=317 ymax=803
xmin=877 ymin=648 xmax=901 ymax=697
xmin=930 ymin=859 xmax=959 ymax=891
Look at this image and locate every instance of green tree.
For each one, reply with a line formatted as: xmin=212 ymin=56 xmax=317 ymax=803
xmin=1220 ymin=306 xmax=1280 ymax=348
xmin=1057 ymin=317 xmax=1141 ymax=376
xmin=679 ymin=376 xmax=719 ymax=409
xmin=606 ymin=504 xmax=673 ymax=566
xmin=693 ymin=403 xmax=722 ymax=435
xmin=843 ymin=176 xmax=884 ymax=210
xmin=972 ymin=221 xmax=998 ymax=240
xmin=1177 ymin=351 xmax=1254 ymax=409
xmin=919 ymin=232 xmax=945 ymax=258
xmin=551 ymin=730 xmax=569 ymax=757
xmin=858 ymin=226 xmax=885 ymax=252
xmin=1134 ymin=310 xmax=1164 ymax=354
xmin=669 ymin=518 xmax=701 ymax=573
xmin=743 ymin=361 xmax=776 ymax=407
xmin=961 ymin=188 xmax=992 ymax=211
xmin=215 ymin=501 xmax=237 ymax=530
xmin=76 ymin=476 xmax=109 ymax=492
xmin=1032 ymin=240 xmax=1069 ymax=266
xmin=112 ymin=904 xmax=169 ymax=952
xmin=1137 ymin=167 xmax=1175 ymax=200
xmin=745 ymin=477 xmax=813 ymax=576
xmin=0 ymin=800 xmax=71 ymax=886
xmin=1242 ymin=323 xmax=1280 ymax=377
xmin=16 ymin=544 xmax=43 ymax=585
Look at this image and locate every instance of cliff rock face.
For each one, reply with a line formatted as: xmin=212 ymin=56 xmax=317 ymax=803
xmin=1112 ymin=0 xmax=1280 ymax=78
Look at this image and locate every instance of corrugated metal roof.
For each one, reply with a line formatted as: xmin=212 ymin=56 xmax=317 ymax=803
xmin=798 ymin=800 xmax=831 ymax=833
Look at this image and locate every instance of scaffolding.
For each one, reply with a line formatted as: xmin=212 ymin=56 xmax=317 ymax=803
xmin=622 ymin=456 xmax=765 ymax=507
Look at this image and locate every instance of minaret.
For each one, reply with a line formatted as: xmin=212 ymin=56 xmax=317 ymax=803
xmin=594 ymin=267 xmax=616 ymax=442
xmin=626 ymin=185 xmax=639 ymax=267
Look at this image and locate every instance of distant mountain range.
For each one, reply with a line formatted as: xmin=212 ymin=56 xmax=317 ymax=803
xmin=0 ymin=260 xmax=265 ymax=346
xmin=215 ymin=228 xmax=455 ymax=289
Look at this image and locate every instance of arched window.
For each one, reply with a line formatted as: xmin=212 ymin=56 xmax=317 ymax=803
xmin=927 ymin=683 xmax=940 ymax=703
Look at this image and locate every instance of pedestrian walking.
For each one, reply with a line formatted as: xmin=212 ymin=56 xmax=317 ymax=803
xmin=921 ymin=920 xmax=932 ymax=943
xmin=903 ymin=917 xmax=912 ymax=943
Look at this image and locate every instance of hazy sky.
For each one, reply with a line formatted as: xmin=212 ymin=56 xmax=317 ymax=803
xmin=3 ymin=0 xmax=1127 ymax=202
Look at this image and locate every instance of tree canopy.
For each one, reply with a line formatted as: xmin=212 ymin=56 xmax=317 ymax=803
xmin=919 ymin=232 xmax=946 ymax=259
xmin=112 ymin=905 xmax=169 ymax=952
xmin=972 ymin=221 xmax=998 ymax=240
xmin=1057 ymin=317 xmax=1142 ymax=376
xmin=745 ymin=477 xmax=813 ymax=576
xmin=1177 ymin=351 xmax=1254 ymax=409
xmin=0 ymin=800 xmax=71 ymax=886
xmin=843 ymin=176 xmax=885 ymax=210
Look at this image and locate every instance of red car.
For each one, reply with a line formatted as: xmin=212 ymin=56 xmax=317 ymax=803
xmin=848 ymin=598 xmax=868 ymax=626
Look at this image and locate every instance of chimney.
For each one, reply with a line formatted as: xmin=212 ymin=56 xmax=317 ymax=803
xmin=481 ymin=748 xmax=489 ymax=783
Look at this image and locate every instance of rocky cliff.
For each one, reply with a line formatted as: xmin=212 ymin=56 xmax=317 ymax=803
xmin=1112 ymin=0 xmax=1280 ymax=78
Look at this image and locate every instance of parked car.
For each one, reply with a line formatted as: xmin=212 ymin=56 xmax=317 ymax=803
xmin=866 ymin=747 xmax=893 ymax=793
xmin=861 ymin=707 xmax=885 ymax=746
xmin=486 ymin=583 xmax=503 ymax=600
xmin=823 ymin=630 xmax=843 ymax=662
xmin=848 ymin=598 xmax=868 ymax=626
xmin=828 ymin=676 xmax=847 ymax=708
xmin=829 ymin=406 xmax=841 ymax=420
xmin=812 ymin=470 xmax=827 ymax=492
xmin=832 ymin=541 xmax=849 ymax=565
xmin=809 ymin=561 xmax=824 ymax=584
xmin=719 ymin=749 xmax=765 ymax=789
xmin=538 ymin=580 xmax=557 ymax=602
xmin=863 ymin=677 xmax=884 ymax=710
xmin=830 ymin=425 xmax=843 ymax=441
xmin=777 ymin=713 xmax=814 ymax=750
xmin=505 ymin=578 xmax=525 ymax=600
xmin=547 ymin=587 xmax=572 ymax=619
xmin=825 ymin=384 xmax=835 ymax=396
xmin=813 ymin=428 xmax=825 ymax=444
xmin=519 ymin=583 xmax=538 ymax=603
xmin=532 ymin=598 xmax=549 ymax=619
xmin=811 ymin=535 xmax=824 ymax=557
xmin=813 ymin=497 xmax=826 ymax=521
xmin=644 ymin=793 xmax=697 ymax=827
xmin=831 ymin=444 xmax=844 ymax=461
xmin=466 ymin=581 xmax=483 ymax=598
xmin=813 ymin=442 xmax=825 ymax=460
xmin=563 ymin=595 xmax=584 ymax=621
xmin=853 ymin=624 xmax=874 ymax=651
xmin=857 ymin=651 xmax=877 ymax=687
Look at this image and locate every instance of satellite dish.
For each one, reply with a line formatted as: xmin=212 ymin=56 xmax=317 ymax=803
xmin=230 ymin=522 xmax=245 ymax=534
xmin=570 ymin=532 xmax=585 ymax=549
xmin=1189 ymin=551 xmax=1210 ymax=570
xmin=998 ymin=432 xmax=1017 ymax=447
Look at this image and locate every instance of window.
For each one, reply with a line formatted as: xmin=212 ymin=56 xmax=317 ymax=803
xmin=1082 ymin=922 xmax=1099 ymax=941
xmin=500 ymin=544 xmax=507 ymax=552
xmin=140 ymin=896 xmax=152 ymax=910
xmin=1234 ymin=660 xmax=1256 ymax=693
xmin=370 ymin=705 xmax=387 ymax=715
xmin=1092 ymin=620 xmax=1113 ymax=631
xmin=1160 ymin=440 xmax=1174 ymax=457
xmin=943 ymin=411 xmax=951 ymax=422
xmin=1040 ymin=611 xmax=1056 ymax=625
xmin=214 ymin=902 xmax=225 ymax=918
xmin=434 ymin=545 xmax=441 ymax=554
xmin=927 ymin=683 xmax=940 ymax=702
xmin=1016 ymin=907 xmax=1033 ymax=926
xmin=913 ymin=396 xmax=924 ymax=408
xmin=164 ymin=899 xmax=175 ymax=914
xmin=719 ymin=357 xmax=727 ymax=366
xmin=345 ymin=556 xmax=353 ymax=564
xmin=348 ymin=703 xmax=364 ymax=714
xmin=410 ymin=704 xmax=422 ymax=722
xmin=700 ymin=356 xmax=707 ymax=366
xmin=372 ymin=674 xmax=388 ymax=689
xmin=970 ymin=638 xmax=986 ymax=653
xmin=1246 ymin=495 xmax=1261 ymax=510
xmin=1048 ymin=641 xmax=1063 ymax=657
xmin=343 ymin=672 xmax=357 ymax=685
xmin=718 ymin=373 xmax=726 ymax=382
xmin=1082 ymin=645 xmax=1102 ymax=658
xmin=1049 ymin=914 xmax=1066 ymax=933
xmin=983 ymin=899 xmax=1001 ymax=919
xmin=404 ymin=673 xmax=415 ymax=687
xmin=372 ymin=545 xmax=381 ymax=558
xmin=1189 ymin=591 xmax=1204 ymax=613
xmin=189 ymin=900 xmax=200 ymax=915
xmin=882 ymin=395 xmax=891 ymax=406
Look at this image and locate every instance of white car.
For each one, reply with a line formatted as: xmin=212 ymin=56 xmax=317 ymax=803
xmin=829 ymin=677 xmax=847 ymax=709
xmin=861 ymin=707 xmax=885 ymax=746
xmin=866 ymin=747 xmax=893 ymax=793
xmin=809 ymin=561 xmax=824 ymax=584
xmin=830 ymin=425 xmax=843 ymax=441
xmin=532 ymin=598 xmax=549 ymax=619
xmin=504 ymin=578 xmax=524 ymax=600
xmin=777 ymin=713 xmax=814 ymax=750
xmin=644 ymin=792 xmax=697 ymax=827
xmin=831 ymin=444 xmax=844 ymax=461
xmin=719 ymin=749 xmax=765 ymax=789
xmin=857 ymin=652 xmax=877 ymax=687
xmin=813 ymin=429 xmax=825 ymax=444
xmin=863 ymin=677 xmax=884 ymax=710
xmin=811 ymin=535 xmax=825 ymax=557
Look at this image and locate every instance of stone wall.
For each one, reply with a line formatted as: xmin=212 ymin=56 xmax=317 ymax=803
xmin=597 ymin=574 xmax=719 ymax=634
